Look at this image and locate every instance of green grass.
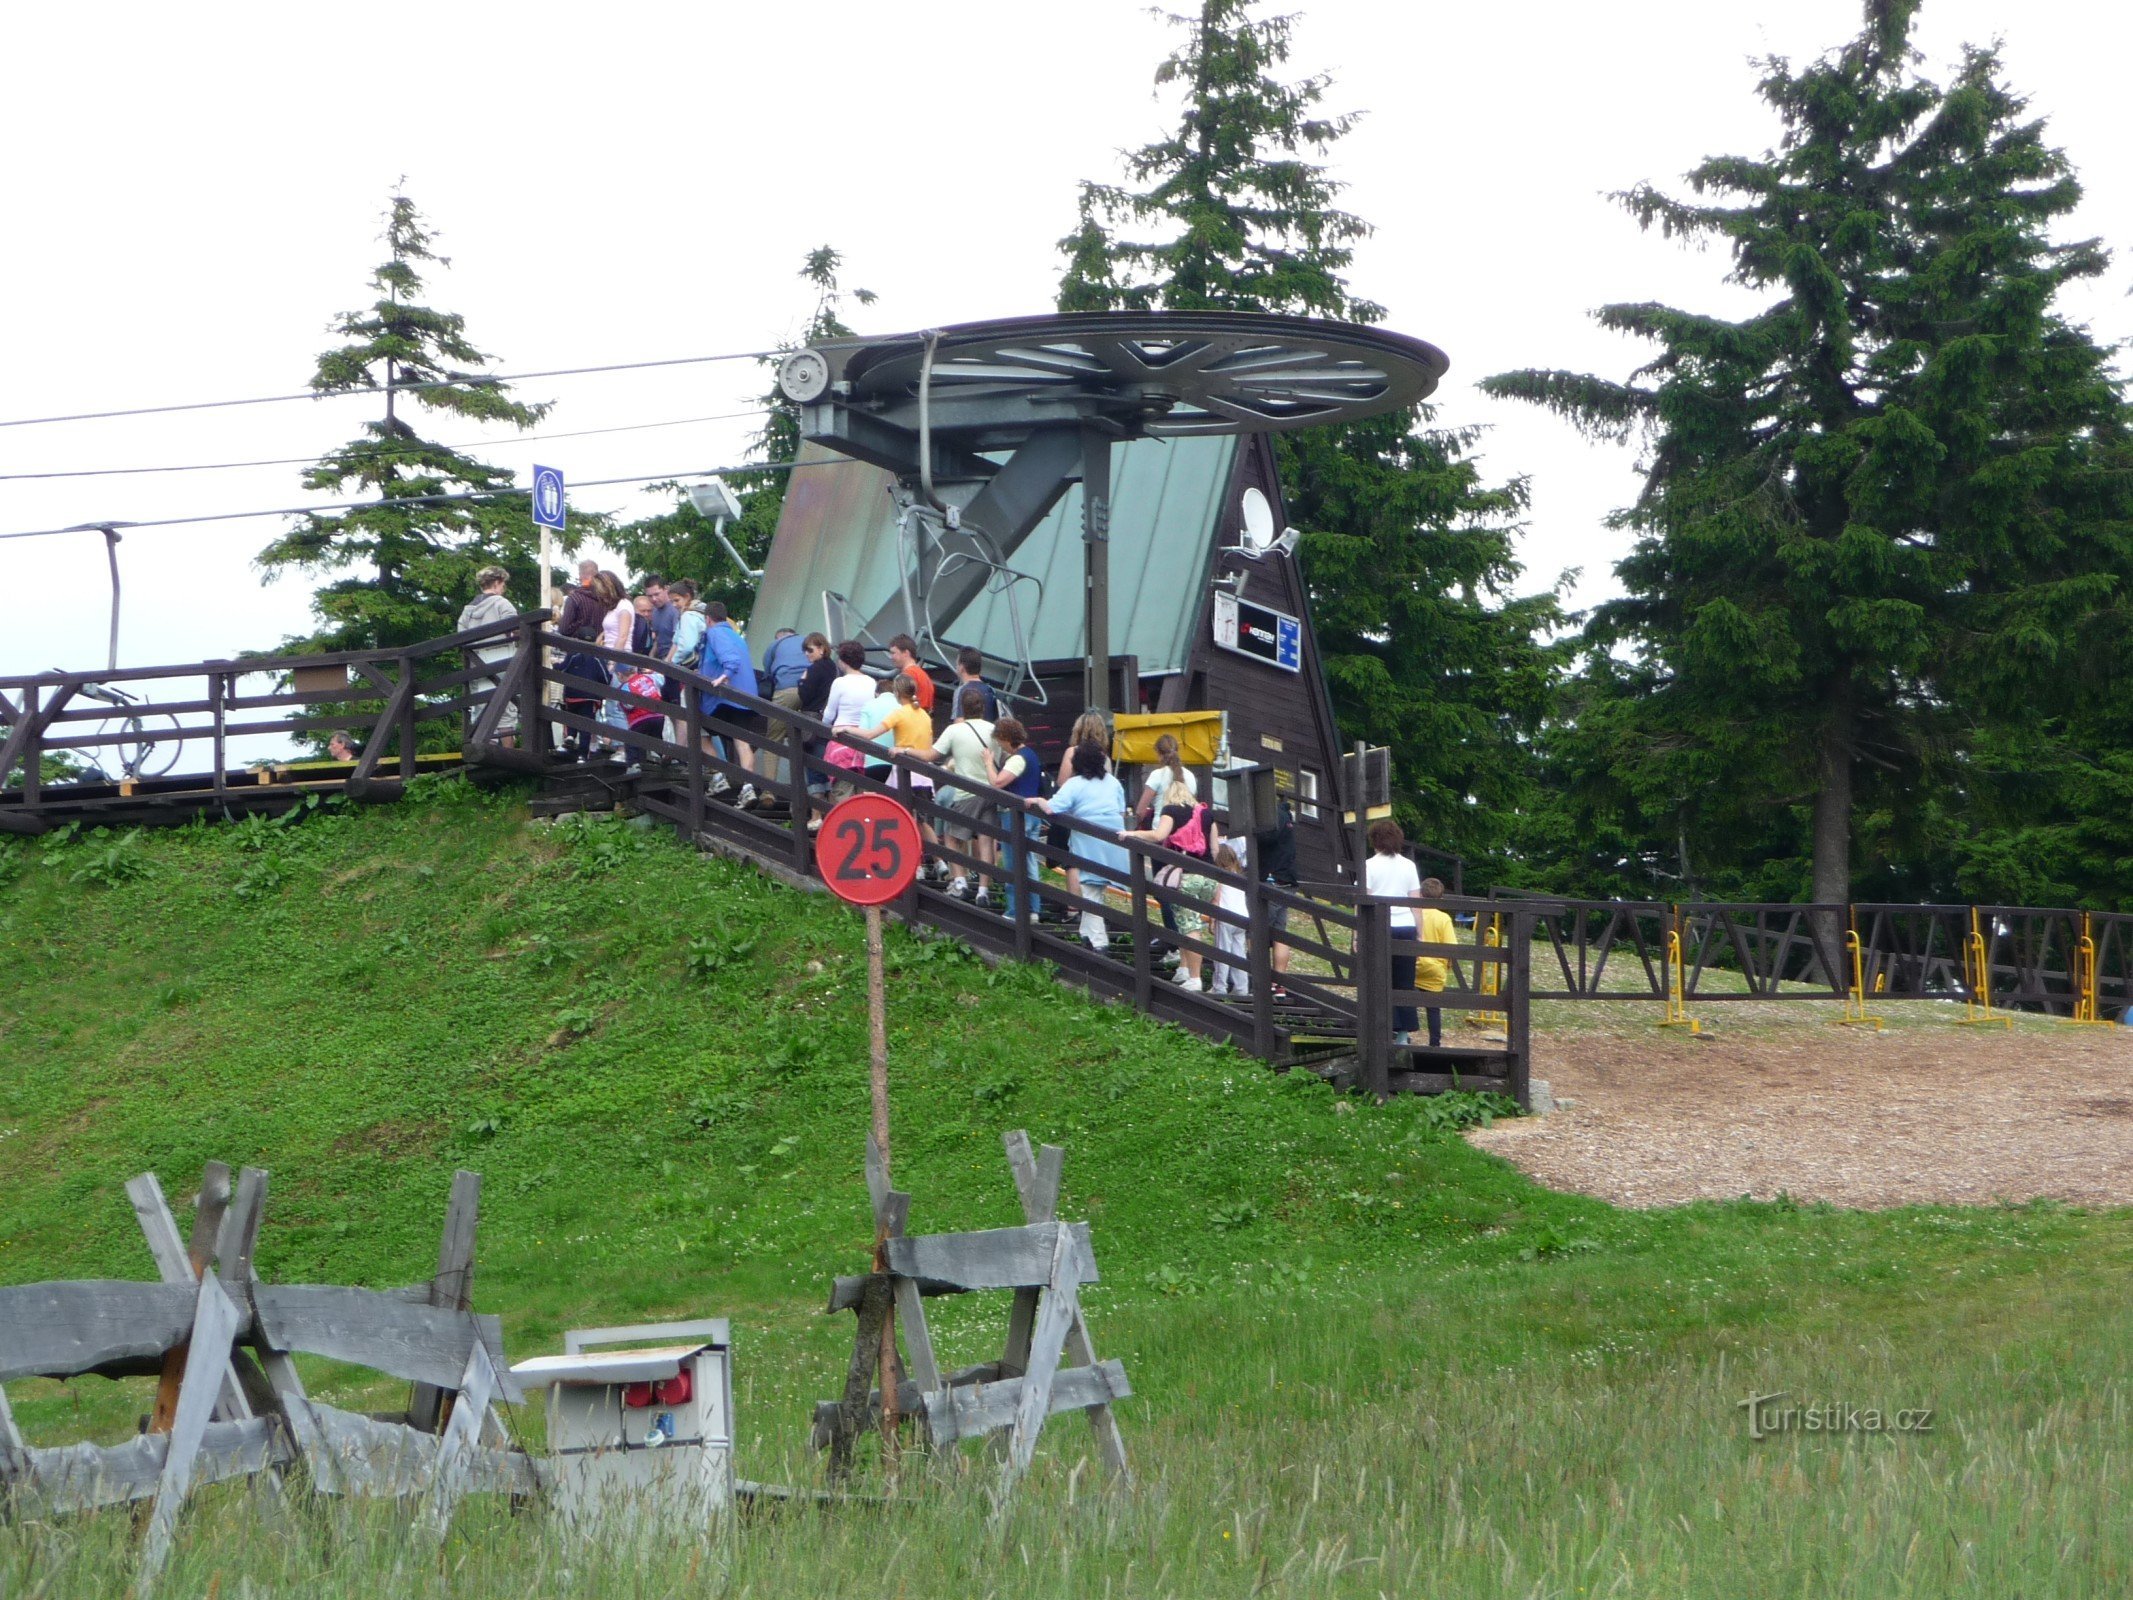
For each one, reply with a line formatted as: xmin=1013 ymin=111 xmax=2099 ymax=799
xmin=2 ymin=783 xmax=2130 ymax=1597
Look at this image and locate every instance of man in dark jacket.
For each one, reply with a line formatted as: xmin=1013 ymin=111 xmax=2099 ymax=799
xmin=556 ymin=558 xmax=605 ymax=642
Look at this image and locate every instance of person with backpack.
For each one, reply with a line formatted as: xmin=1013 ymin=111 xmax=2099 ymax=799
xmin=1134 ymin=731 xmax=1196 ymax=823
xmin=911 ymin=683 xmax=998 ymax=904
xmin=1124 ymin=777 xmax=1218 ymax=988
xmin=989 ymin=716 xmax=1044 ymax=917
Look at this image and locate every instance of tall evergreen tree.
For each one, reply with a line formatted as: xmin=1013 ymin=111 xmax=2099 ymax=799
xmin=258 ymin=193 xmax=554 ymax=651
xmin=613 ymin=246 xmax=874 ymax=616
xmin=1060 ymin=0 xmax=1563 ymax=862
xmin=1484 ymin=0 xmax=2133 ymax=906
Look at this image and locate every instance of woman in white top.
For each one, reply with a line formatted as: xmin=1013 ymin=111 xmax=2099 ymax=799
xmin=592 ymin=571 xmax=632 ymax=742
xmin=818 ymin=639 xmax=879 ymax=805
xmin=1134 ymin=732 xmax=1197 ymax=821
xmin=1364 ymin=819 xmax=1431 ymax=1046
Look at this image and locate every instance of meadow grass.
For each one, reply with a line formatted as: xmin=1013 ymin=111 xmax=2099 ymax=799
xmin=1 ymin=785 xmax=2128 ymax=1596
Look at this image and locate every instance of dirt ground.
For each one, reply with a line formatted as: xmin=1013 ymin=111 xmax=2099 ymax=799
xmin=1467 ymin=1003 xmax=2133 ymax=1209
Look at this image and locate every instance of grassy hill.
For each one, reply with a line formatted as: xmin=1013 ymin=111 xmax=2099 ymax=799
xmin=3 ymin=780 xmax=2131 ymax=1597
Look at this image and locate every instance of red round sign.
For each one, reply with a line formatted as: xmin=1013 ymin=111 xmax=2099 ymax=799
xmin=818 ymin=793 xmax=922 ymax=906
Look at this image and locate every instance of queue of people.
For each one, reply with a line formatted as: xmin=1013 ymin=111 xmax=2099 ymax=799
xmin=468 ymin=562 xmax=1455 ymax=1030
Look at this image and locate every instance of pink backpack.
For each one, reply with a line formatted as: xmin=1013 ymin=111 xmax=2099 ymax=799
xmin=1169 ymin=803 xmax=1210 ymax=859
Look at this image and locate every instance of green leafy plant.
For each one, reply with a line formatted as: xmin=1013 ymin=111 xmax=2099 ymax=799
xmin=1208 ymin=1198 xmax=1260 ymax=1232
xmin=233 ymin=854 xmax=292 ymax=900
xmin=974 ymin=1071 xmax=1022 ymax=1106
xmin=69 ymin=830 xmax=149 ymax=888
xmin=686 ymin=934 xmax=758 ymax=980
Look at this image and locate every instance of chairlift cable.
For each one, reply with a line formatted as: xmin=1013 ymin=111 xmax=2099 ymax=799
xmin=0 ymin=408 xmax=772 ymax=482
xmin=0 ymin=459 xmax=814 ymax=543
xmin=0 ymin=347 xmax=783 ymax=431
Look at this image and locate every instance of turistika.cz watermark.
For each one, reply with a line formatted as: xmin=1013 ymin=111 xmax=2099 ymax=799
xmin=1737 ymin=1391 xmax=1934 ymax=1440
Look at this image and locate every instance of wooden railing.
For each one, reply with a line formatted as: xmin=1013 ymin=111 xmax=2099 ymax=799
xmin=10 ymin=618 xmax=2128 ymax=1101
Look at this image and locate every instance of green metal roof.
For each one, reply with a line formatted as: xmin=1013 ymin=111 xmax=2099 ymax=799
xmin=748 ymin=433 xmax=1238 ymax=676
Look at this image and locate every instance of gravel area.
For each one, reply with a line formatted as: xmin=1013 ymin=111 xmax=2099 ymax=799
xmin=1467 ymin=1005 xmax=2133 ymax=1209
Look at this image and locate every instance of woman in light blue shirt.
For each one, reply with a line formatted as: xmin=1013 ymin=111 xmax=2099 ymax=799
xmin=1035 ymin=740 xmax=1129 ymax=952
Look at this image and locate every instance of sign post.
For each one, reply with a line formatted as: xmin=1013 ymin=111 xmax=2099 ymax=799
xmin=531 ymin=467 xmax=567 ymax=718
xmin=531 ymin=464 xmax=566 ymax=612
xmin=816 ymin=790 xmax=922 ymax=1471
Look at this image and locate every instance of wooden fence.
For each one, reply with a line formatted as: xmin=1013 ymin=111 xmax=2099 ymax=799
xmin=10 ymin=618 xmax=2130 ymax=1106
xmin=0 ymin=1163 xmax=531 ymax=1588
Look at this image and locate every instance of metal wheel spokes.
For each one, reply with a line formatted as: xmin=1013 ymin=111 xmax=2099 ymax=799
xmin=834 ymin=312 xmax=1448 ymax=437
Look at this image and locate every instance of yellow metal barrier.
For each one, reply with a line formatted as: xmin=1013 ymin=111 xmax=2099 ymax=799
xmin=2062 ymin=912 xmax=2111 ymax=1026
xmin=1658 ymin=909 xmax=1701 ymax=1033
xmin=1467 ymin=914 xmax=1506 ymax=1031
xmin=1834 ymin=923 xmax=1884 ymax=1030
xmin=1959 ymin=907 xmax=2011 ymax=1029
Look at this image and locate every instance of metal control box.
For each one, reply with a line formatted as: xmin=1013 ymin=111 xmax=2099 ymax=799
xmin=510 ymin=1318 xmax=733 ymax=1521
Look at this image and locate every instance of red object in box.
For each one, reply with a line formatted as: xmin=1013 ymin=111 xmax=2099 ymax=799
xmin=620 ymin=1367 xmax=693 ymax=1409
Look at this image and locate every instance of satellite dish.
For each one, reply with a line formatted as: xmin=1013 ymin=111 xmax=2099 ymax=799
xmin=1239 ymin=487 xmax=1275 ymax=552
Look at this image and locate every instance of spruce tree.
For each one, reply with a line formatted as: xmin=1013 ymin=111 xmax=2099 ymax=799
xmin=1484 ymin=0 xmax=2133 ymax=906
xmin=258 ymin=193 xmax=553 ymax=651
xmin=614 ymin=246 xmax=874 ymax=616
xmin=1060 ymin=0 xmax=1563 ymax=862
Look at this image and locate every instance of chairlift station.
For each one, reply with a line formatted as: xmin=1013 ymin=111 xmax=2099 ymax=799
xmin=749 ymin=310 xmax=1448 ymax=879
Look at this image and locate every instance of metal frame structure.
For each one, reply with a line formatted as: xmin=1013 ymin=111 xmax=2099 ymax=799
xmin=777 ymin=312 xmax=1448 ymax=712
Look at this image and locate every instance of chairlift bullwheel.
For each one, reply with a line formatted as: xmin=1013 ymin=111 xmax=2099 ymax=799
xmin=821 ymin=312 xmax=1449 ymax=437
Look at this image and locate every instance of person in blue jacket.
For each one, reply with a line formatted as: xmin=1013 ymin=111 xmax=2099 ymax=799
xmin=701 ymin=601 xmax=760 ymax=808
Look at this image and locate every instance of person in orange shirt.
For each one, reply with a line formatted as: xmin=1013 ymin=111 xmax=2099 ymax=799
xmin=887 ymin=634 xmax=936 ymax=714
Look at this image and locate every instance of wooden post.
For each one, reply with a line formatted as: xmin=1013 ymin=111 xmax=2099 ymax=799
xmin=787 ymin=717 xmax=811 ymax=872
xmin=408 ymin=1172 xmax=481 ymax=1434
xmin=515 ymin=617 xmax=542 ymax=752
xmin=1129 ymin=848 xmax=1152 ymax=1006
xmin=1010 ymin=816 xmax=1033 ymax=964
xmin=686 ymin=686 xmax=705 ymax=839
xmin=210 ymin=673 xmax=227 ymax=801
xmin=863 ymin=902 xmax=899 ymax=1467
xmin=20 ymin=685 xmax=38 ymax=808
xmin=1247 ymin=873 xmax=1275 ymax=1059
xmin=398 ymin=655 xmax=418 ymax=781
xmin=1508 ymin=911 xmax=1534 ymax=1110
xmin=1358 ymin=900 xmax=1391 ymax=1100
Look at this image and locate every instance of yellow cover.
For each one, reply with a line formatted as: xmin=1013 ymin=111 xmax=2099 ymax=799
xmin=1113 ymin=710 xmax=1225 ymax=766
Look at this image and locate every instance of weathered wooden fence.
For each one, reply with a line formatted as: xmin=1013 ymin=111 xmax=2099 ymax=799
xmin=814 ymin=1131 xmax=1129 ymax=1502
xmin=0 ymin=1163 xmax=532 ymax=1588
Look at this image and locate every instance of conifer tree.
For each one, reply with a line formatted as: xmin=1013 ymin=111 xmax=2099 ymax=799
xmin=1484 ymin=0 xmax=2133 ymax=906
xmin=1060 ymin=0 xmax=1563 ymax=861
xmin=258 ymin=193 xmax=554 ymax=651
xmin=614 ymin=246 xmax=874 ymax=616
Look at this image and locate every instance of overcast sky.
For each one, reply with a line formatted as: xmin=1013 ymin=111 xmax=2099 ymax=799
xmin=4 ymin=0 xmax=2128 ymax=682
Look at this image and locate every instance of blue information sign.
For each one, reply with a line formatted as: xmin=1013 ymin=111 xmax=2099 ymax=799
xmin=531 ymin=465 xmax=566 ymax=533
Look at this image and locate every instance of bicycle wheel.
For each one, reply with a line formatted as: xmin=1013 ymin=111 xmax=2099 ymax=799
xmin=131 ymin=712 xmax=185 ymax=779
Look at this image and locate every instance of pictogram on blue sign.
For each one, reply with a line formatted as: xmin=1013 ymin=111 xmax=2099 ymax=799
xmin=532 ymin=465 xmax=566 ymax=533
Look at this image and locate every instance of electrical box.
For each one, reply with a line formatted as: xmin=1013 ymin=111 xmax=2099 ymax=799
xmin=510 ymin=1318 xmax=733 ymax=1522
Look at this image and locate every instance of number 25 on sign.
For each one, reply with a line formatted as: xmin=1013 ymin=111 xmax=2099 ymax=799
xmin=818 ymin=790 xmax=921 ymax=1462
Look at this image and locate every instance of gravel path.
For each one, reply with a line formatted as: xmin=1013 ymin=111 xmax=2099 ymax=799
xmin=1467 ymin=1006 xmax=2133 ymax=1209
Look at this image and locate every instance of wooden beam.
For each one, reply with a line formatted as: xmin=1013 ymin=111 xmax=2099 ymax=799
xmin=12 ymin=1419 xmax=288 ymax=1517
xmin=923 ymin=1360 xmax=1131 ymax=1448
xmin=409 ymin=1170 xmax=481 ymax=1433
xmin=252 ymin=1286 xmax=519 ymax=1401
xmin=883 ymin=1222 xmax=1098 ymax=1293
xmin=125 ymin=1171 xmax=252 ymax=1427
xmin=1000 ymin=1226 xmax=1080 ymax=1490
xmin=0 ymin=1281 xmax=200 ymax=1383
xmin=1001 ymin=1131 xmax=1129 ymax=1484
xmin=138 ymin=1274 xmax=244 ymax=1591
